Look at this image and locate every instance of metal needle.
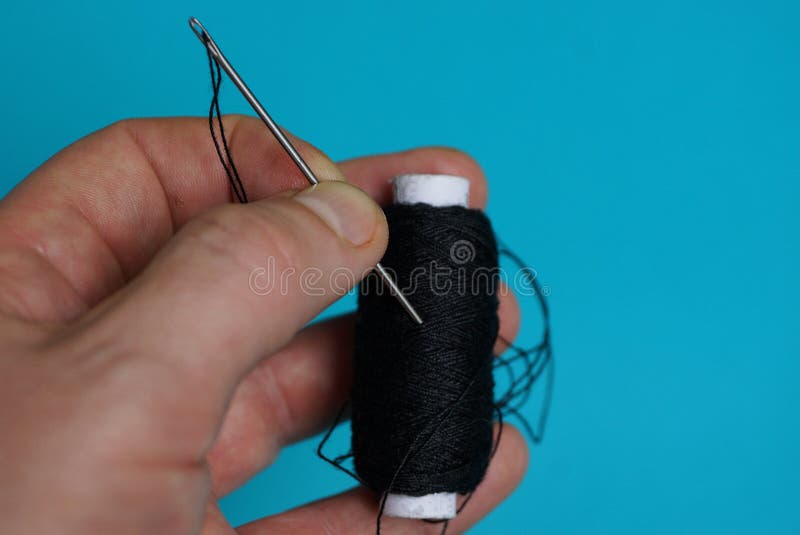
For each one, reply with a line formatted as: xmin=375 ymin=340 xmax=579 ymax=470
xmin=188 ymin=17 xmax=423 ymax=325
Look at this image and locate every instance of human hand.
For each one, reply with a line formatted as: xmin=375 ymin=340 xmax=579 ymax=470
xmin=0 ymin=117 xmax=527 ymax=534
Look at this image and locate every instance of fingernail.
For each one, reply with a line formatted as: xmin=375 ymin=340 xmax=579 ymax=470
xmin=295 ymin=182 xmax=381 ymax=246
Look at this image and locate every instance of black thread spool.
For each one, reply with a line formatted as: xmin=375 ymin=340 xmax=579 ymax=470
xmin=352 ymin=174 xmax=499 ymax=520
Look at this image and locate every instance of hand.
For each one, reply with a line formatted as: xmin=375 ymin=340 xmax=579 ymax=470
xmin=0 ymin=116 xmax=526 ymax=534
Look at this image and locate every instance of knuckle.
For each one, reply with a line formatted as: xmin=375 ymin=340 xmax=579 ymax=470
xmin=186 ymin=205 xmax=256 ymax=259
xmin=190 ymin=204 xmax=247 ymax=244
xmin=252 ymin=361 xmax=295 ymax=454
xmin=100 ymin=119 xmax=153 ymax=160
xmin=103 ymin=117 xmax=142 ymax=141
xmin=186 ymin=204 xmax=300 ymax=276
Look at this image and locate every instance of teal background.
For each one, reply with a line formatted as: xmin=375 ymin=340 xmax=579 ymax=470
xmin=2 ymin=1 xmax=798 ymax=533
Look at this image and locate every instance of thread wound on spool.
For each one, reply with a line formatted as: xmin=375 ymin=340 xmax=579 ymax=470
xmin=381 ymin=175 xmax=470 ymax=520
xmin=351 ymin=176 xmax=500 ymax=504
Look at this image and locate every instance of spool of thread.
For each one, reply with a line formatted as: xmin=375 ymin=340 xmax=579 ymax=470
xmin=351 ymin=174 xmax=500 ymax=520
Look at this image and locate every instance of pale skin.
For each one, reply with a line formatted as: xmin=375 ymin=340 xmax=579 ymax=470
xmin=0 ymin=116 xmax=528 ymax=534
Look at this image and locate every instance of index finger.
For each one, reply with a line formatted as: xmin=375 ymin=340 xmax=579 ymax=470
xmin=0 ymin=116 xmax=487 ymax=321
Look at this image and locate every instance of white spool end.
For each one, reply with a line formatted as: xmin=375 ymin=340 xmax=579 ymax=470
xmin=384 ymin=491 xmax=457 ymax=520
xmin=383 ymin=173 xmax=469 ymax=520
xmin=393 ymin=174 xmax=470 ymax=208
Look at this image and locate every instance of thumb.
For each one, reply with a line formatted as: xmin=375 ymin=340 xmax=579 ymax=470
xmin=84 ymin=180 xmax=387 ymax=409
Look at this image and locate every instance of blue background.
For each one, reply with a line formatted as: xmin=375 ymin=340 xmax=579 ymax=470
xmin=2 ymin=1 xmax=798 ymax=533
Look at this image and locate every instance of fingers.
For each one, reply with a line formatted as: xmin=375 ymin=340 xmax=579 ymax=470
xmin=0 ymin=114 xmax=489 ymax=322
xmin=201 ymin=499 xmax=236 ymax=535
xmin=206 ymin=315 xmax=355 ymax=495
xmin=0 ymin=116 xmax=339 ymax=320
xmin=71 ymin=181 xmax=387 ymax=457
xmin=338 ymin=147 xmax=488 ymax=208
xmin=235 ymin=423 xmax=528 ymax=535
xmin=494 ymin=283 xmax=521 ymax=355
xmin=207 ymin=285 xmax=520 ymax=496
xmin=444 ymin=426 xmax=529 ymax=534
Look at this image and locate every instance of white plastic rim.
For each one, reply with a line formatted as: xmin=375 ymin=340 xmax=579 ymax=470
xmin=383 ymin=173 xmax=469 ymax=520
xmin=392 ymin=174 xmax=470 ymax=208
xmin=384 ymin=491 xmax=457 ymax=520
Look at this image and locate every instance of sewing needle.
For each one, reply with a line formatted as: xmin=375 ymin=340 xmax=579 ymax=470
xmin=188 ymin=17 xmax=424 ymax=325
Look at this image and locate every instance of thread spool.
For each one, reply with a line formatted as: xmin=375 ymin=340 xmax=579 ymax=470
xmin=389 ymin=174 xmax=468 ymax=519
xmin=351 ymin=174 xmax=499 ymax=521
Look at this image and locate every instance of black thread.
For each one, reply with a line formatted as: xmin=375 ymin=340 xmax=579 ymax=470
xmin=493 ymin=245 xmax=554 ymax=444
xmin=352 ymin=204 xmax=500 ymax=499
xmin=202 ymin=34 xmax=248 ymax=204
